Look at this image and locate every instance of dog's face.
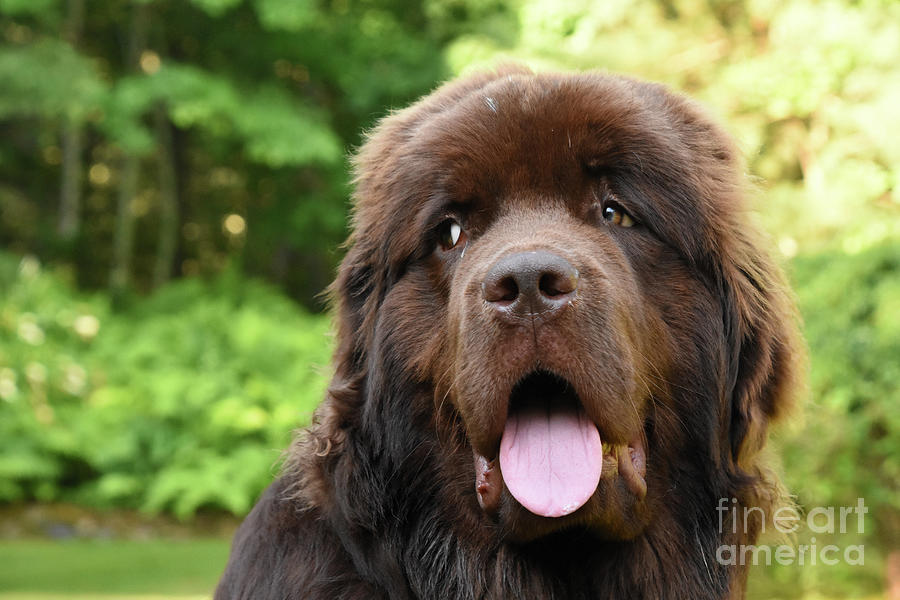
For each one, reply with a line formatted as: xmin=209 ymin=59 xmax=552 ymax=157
xmin=329 ymin=67 xmax=799 ymax=545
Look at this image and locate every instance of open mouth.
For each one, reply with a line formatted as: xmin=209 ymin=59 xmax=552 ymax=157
xmin=474 ymin=371 xmax=648 ymax=518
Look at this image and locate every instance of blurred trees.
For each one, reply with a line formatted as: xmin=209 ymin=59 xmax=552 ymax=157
xmin=0 ymin=0 xmax=456 ymax=306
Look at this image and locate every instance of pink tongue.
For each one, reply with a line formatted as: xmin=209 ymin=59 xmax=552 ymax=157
xmin=499 ymin=403 xmax=602 ymax=518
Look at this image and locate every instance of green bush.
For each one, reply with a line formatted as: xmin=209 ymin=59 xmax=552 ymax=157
xmin=783 ymin=242 xmax=900 ymax=540
xmin=0 ymin=253 xmax=331 ymax=518
xmin=746 ymin=241 xmax=900 ymax=598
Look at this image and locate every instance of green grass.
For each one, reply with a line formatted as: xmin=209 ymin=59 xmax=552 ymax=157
xmin=0 ymin=538 xmax=884 ymax=599
xmin=0 ymin=539 xmax=230 ymax=597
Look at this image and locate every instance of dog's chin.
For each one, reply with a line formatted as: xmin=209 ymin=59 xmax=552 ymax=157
xmin=470 ymin=371 xmax=649 ymax=543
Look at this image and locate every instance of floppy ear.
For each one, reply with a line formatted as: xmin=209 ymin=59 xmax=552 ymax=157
xmin=719 ymin=227 xmax=804 ymax=471
xmin=658 ymin=89 xmax=805 ymax=471
xmin=329 ymin=241 xmax=381 ymax=387
xmin=280 ymin=239 xmax=378 ymax=506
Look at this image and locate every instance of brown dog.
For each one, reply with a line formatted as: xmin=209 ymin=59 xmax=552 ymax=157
xmin=215 ymin=65 xmax=802 ymax=600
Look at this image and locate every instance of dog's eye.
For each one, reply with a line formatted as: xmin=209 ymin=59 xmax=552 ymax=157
xmin=437 ymin=219 xmax=466 ymax=251
xmin=603 ymin=204 xmax=636 ymax=228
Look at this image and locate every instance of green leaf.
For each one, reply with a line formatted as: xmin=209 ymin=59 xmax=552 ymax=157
xmin=189 ymin=0 xmax=242 ymax=17
xmin=0 ymin=39 xmax=108 ymax=121
xmin=254 ymin=0 xmax=318 ymax=31
xmin=0 ymin=0 xmax=58 ymax=17
xmin=103 ymin=63 xmax=342 ymax=165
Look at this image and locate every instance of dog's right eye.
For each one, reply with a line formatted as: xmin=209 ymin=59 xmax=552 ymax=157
xmin=437 ymin=218 xmax=466 ymax=251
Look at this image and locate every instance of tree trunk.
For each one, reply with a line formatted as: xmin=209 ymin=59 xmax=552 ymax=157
xmin=57 ymin=0 xmax=86 ymax=240
xmin=110 ymin=156 xmax=140 ymax=300
xmin=58 ymin=122 xmax=83 ymax=239
xmin=152 ymin=105 xmax=179 ymax=288
xmin=109 ymin=1 xmax=149 ymax=302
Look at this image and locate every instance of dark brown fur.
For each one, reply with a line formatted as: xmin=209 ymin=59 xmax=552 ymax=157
xmin=215 ymin=66 xmax=803 ymax=600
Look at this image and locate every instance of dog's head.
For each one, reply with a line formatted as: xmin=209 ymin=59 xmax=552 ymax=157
xmin=308 ymin=66 xmax=801 ymax=545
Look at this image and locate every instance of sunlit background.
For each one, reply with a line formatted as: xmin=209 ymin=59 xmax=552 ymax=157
xmin=1 ymin=0 xmax=898 ymax=598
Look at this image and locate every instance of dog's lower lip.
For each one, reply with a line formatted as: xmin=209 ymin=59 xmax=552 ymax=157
xmin=618 ymin=436 xmax=648 ymax=498
xmin=599 ymin=437 xmax=647 ymax=497
xmin=474 ymin=450 xmax=502 ymax=514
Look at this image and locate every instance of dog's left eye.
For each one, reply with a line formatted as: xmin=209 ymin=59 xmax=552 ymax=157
xmin=603 ymin=204 xmax=636 ymax=228
xmin=437 ymin=219 xmax=466 ymax=251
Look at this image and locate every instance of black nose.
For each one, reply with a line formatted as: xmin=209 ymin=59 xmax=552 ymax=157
xmin=482 ymin=250 xmax=578 ymax=319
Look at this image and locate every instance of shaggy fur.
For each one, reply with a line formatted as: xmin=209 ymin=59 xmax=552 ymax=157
xmin=215 ymin=66 xmax=803 ymax=600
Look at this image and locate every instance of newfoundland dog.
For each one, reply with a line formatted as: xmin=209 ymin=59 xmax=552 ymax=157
xmin=215 ymin=66 xmax=802 ymax=600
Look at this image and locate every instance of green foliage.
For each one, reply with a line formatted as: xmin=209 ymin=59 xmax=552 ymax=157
xmin=0 ymin=253 xmax=331 ymax=518
xmin=0 ymin=0 xmax=449 ymax=303
xmin=253 ymin=0 xmax=318 ymax=31
xmin=744 ymin=242 xmax=900 ymax=598
xmin=190 ymin=0 xmax=243 ymax=18
xmin=106 ymin=64 xmax=342 ymax=163
xmin=0 ymin=0 xmax=59 ymax=18
xmin=0 ymin=39 xmax=107 ymax=121
xmin=784 ymin=244 xmax=900 ymax=521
